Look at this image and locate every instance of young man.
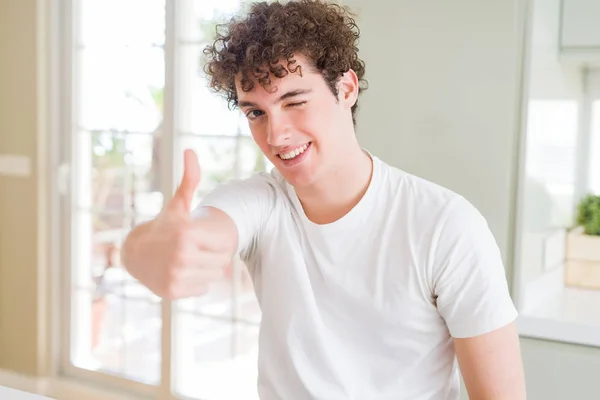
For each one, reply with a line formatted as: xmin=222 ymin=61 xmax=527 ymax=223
xmin=122 ymin=1 xmax=526 ymax=399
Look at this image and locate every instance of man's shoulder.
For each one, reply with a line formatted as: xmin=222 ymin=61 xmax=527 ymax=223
xmin=376 ymin=157 xmax=463 ymax=212
xmin=211 ymin=168 xmax=287 ymax=193
xmin=198 ymin=168 xmax=289 ymax=215
xmin=374 ymin=157 xmax=488 ymax=237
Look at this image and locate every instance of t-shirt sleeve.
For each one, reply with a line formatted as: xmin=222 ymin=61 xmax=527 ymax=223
xmin=191 ymin=172 xmax=276 ymax=260
xmin=432 ymin=196 xmax=518 ymax=339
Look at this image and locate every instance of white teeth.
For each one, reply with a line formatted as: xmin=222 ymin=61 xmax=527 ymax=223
xmin=279 ymin=143 xmax=309 ymax=160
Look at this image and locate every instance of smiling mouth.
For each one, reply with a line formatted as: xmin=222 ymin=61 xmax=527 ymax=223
xmin=277 ymin=142 xmax=311 ymax=160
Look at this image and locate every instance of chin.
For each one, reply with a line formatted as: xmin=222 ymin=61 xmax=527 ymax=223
xmin=268 ymin=145 xmax=318 ymax=187
xmin=278 ymin=167 xmax=319 ymax=189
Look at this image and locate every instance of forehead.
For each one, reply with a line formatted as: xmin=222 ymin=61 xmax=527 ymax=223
xmin=235 ymin=57 xmax=323 ymax=102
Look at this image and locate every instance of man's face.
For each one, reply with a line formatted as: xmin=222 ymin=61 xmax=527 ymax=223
xmin=235 ymin=54 xmax=358 ymax=189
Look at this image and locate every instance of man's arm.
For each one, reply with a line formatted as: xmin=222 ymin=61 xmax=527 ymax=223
xmin=120 ymin=150 xmax=239 ymax=299
xmin=121 ymin=206 xmax=239 ymax=299
xmin=455 ymin=322 xmax=526 ymax=400
xmin=431 ymin=197 xmax=525 ymax=399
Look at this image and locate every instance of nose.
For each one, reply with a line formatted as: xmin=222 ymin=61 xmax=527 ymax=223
xmin=266 ymin=112 xmax=292 ymax=146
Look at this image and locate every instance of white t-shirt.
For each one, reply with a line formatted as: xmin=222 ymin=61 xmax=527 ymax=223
xmin=197 ymin=153 xmax=518 ymax=400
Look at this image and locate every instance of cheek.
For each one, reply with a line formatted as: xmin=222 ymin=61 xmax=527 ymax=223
xmin=250 ymin=126 xmax=271 ymax=153
xmin=304 ymin=106 xmax=337 ymax=139
xmin=301 ymin=104 xmax=328 ymax=127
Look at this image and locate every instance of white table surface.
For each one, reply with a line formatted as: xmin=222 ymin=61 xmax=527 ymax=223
xmin=0 ymin=386 xmax=53 ymax=399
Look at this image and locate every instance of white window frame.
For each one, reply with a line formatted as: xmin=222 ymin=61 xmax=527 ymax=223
xmin=514 ymin=67 xmax=600 ymax=348
xmin=57 ymin=0 xmax=174 ymax=396
xmin=51 ymin=1 xmax=263 ymax=399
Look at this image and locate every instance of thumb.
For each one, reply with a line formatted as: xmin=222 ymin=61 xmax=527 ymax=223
xmin=170 ymin=149 xmax=201 ymax=213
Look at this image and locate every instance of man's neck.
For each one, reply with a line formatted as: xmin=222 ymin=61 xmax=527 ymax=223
xmin=295 ymin=145 xmax=373 ymax=225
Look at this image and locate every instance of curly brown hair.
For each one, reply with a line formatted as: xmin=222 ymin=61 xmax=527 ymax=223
xmin=203 ymin=0 xmax=368 ymax=125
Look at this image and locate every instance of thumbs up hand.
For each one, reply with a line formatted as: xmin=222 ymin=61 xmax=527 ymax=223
xmin=121 ymin=149 xmax=237 ymax=299
xmin=164 ymin=148 xmax=201 ymax=217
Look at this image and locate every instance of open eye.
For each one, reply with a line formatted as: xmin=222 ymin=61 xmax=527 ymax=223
xmin=245 ymin=109 xmax=265 ymax=121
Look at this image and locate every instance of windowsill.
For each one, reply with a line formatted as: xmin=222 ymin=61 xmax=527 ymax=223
xmin=517 ymin=287 xmax=600 ymax=347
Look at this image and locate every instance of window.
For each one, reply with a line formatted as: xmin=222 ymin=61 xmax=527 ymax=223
xmin=59 ymin=1 xmax=269 ymax=398
xmin=515 ymin=93 xmax=600 ymax=345
xmin=514 ymin=3 xmax=600 ymax=346
xmin=590 ymin=100 xmax=600 ymax=194
xmin=513 ymin=0 xmax=600 ymax=348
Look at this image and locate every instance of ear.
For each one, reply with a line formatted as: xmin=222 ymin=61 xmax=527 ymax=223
xmin=337 ymin=69 xmax=359 ymax=108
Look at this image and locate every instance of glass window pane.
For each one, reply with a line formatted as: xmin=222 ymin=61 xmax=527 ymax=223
xmin=78 ymin=47 xmax=164 ymax=132
xmin=178 ymin=136 xmax=239 ymax=194
xmin=121 ymin=298 xmax=162 ymax=384
xmin=175 ymin=259 xmax=261 ymax=324
xmin=68 ymin=0 xmax=277 ymax=395
xmin=72 ymin=209 xmax=159 ymax=293
xmin=178 ymin=0 xmax=244 ymax=43
xmin=524 ymin=100 xmax=578 ymax=227
xmin=75 ymin=131 xmax=163 ymax=217
xmin=79 ymin=0 xmax=166 ymax=47
xmin=238 ymin=137 xmax=269 ymax=179
xmin=173 ymin=314 xmax=259 ymax=400
xmin=517 ymin=100 xmax=579 ymax=293
xmin=176 ymin=44 xmax=250 ymax=137
xmin=68 ymin=0 xmax=167 ymax=392
xmin=71 ymin=289 xmax=123 ymax=373
xmin=590 ymin=101 xmax=600 ymax=194
xmin=72 ymin=210 xmax=125 ymax=290
xmin=70 ymin=207 xmax=162 ymax=386
xmin=177 ymin=136 xmax=270 ymax=203
xmin=71 ymin=289 xmax=161 ymax=386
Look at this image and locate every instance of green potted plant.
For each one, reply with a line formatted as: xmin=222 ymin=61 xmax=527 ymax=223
xmin=565 ymin=194 xmax=600 ymax=290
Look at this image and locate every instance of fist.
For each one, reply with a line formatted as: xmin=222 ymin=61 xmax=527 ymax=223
xmin=129 ymin=149 xmax=232 ymax=299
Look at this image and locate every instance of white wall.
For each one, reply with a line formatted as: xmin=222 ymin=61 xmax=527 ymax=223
xmin=343 ymin=0 xmax=526 ymax=285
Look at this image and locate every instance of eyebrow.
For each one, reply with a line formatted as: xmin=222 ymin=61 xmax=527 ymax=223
xmin=238 ymin=88 xmax=313 ymax=109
